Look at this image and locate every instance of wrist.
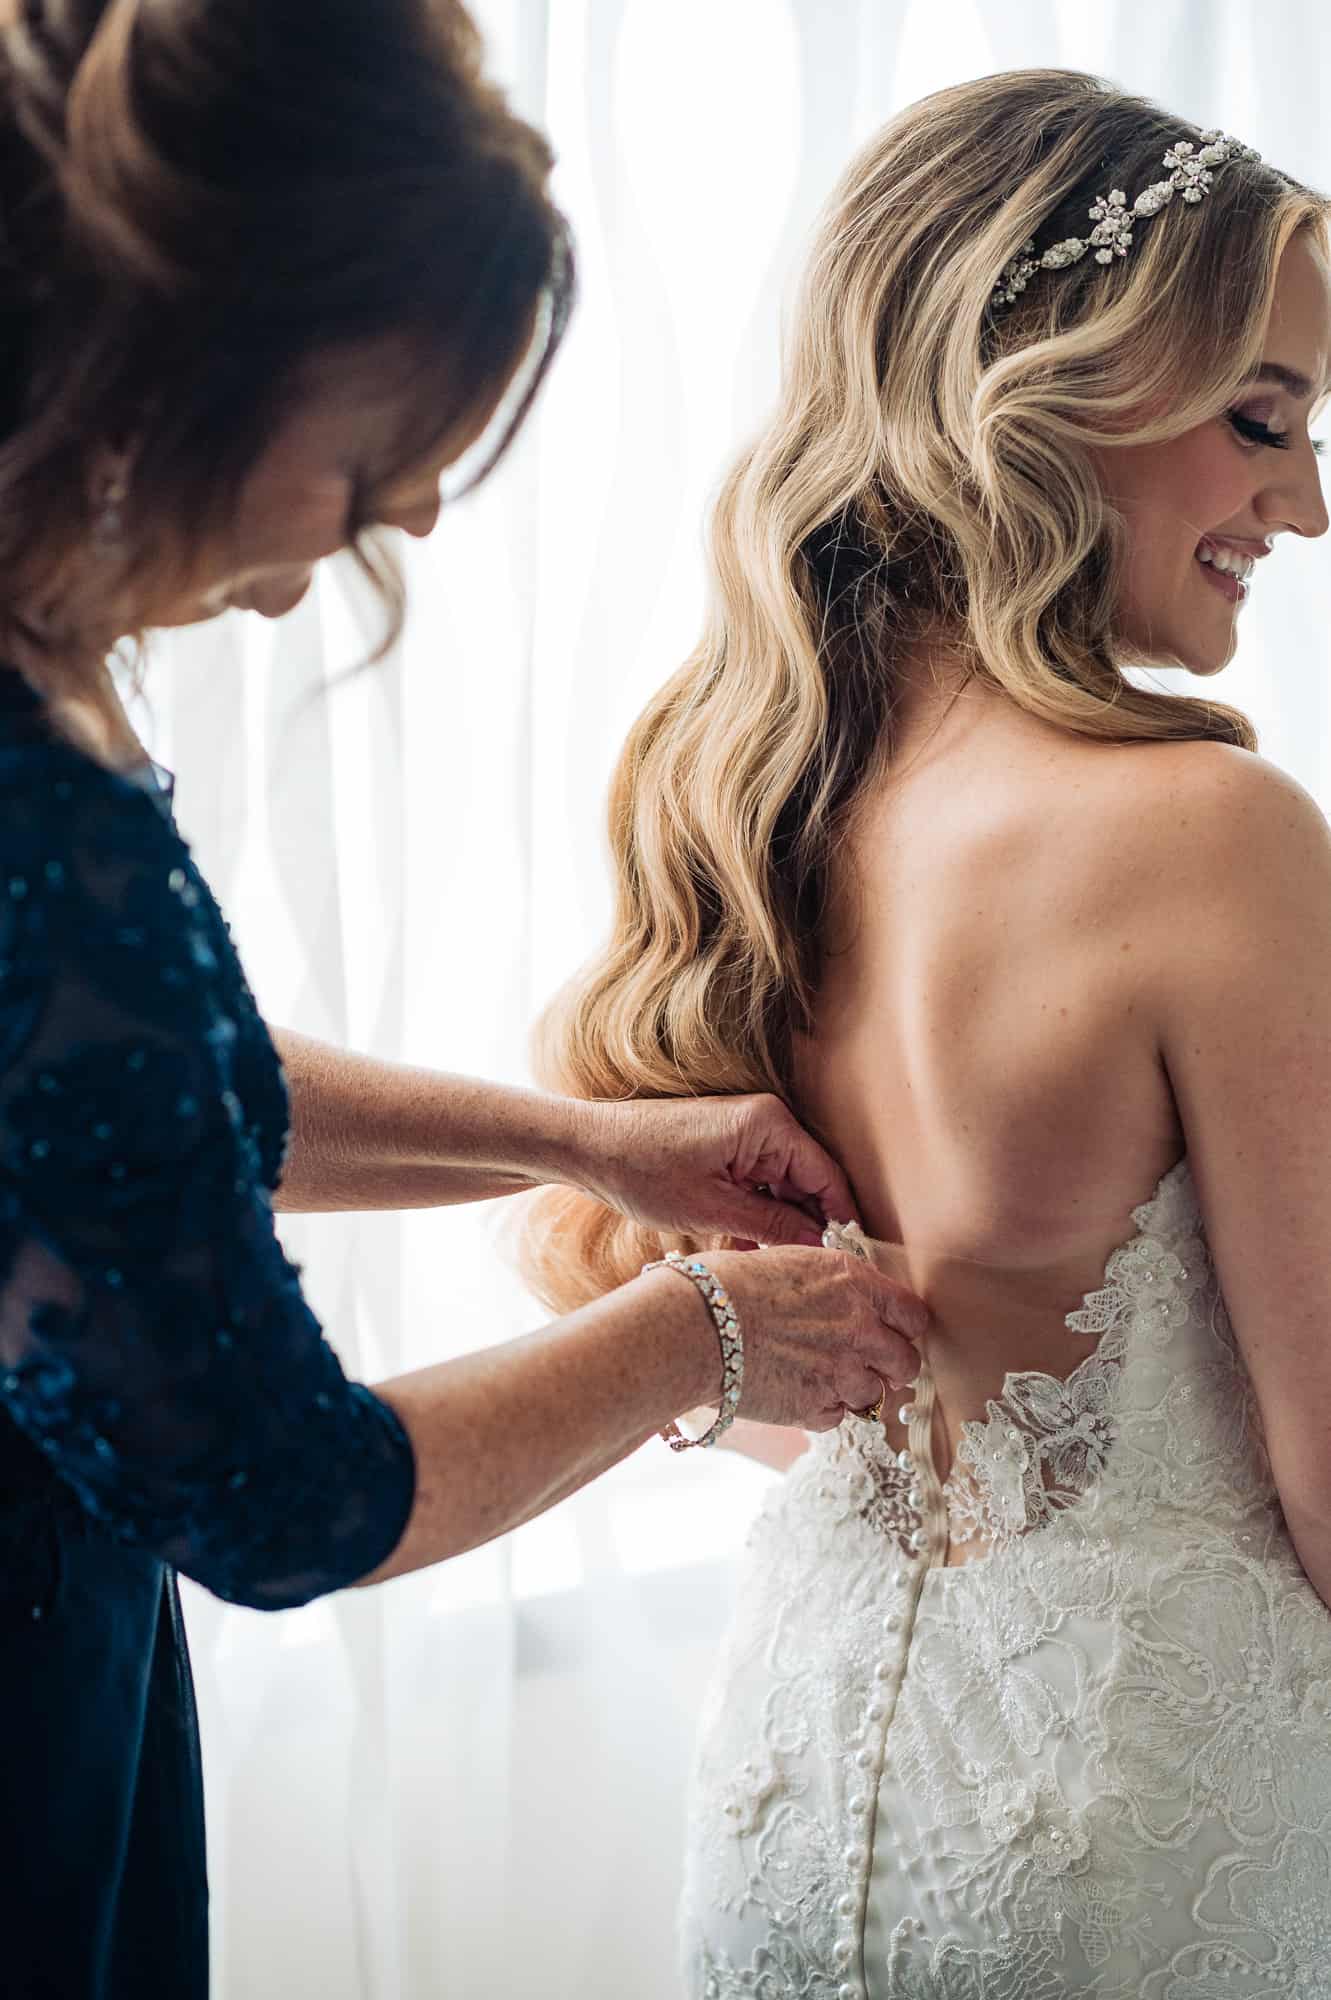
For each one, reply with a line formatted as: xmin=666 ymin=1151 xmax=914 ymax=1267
xmin=533 ymin=1091 xmax=613 ymax=1194
xmin=633 ymin=1263 xmax=726 ymax=1414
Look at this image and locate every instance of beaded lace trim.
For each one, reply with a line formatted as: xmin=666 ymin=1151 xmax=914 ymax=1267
xmin=825 ymin=1172 xmax=1200 ymax=1560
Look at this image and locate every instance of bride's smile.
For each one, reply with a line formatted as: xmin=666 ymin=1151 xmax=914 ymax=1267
xmin=523 ymin=67 xmax=1331 ymax=1997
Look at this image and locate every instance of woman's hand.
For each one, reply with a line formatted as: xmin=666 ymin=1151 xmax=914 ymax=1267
xmin=659 ymin=1241 xmax=928 ymax=1431
xmin=366 ymin=1236 xmax=929 ymax=1582
xmin=569 ymin=1091 xmax=864 ymax=1248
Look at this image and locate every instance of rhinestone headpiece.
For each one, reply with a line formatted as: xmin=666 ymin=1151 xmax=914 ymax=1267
xmin=991 ymin=130 xmax=1259 ymax=312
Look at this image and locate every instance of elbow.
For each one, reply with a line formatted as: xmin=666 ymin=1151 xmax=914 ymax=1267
xmin=161 ymin=1484 xmax=415 ymax=1613
xmin=173 ymin=1383 xmax=416 ymax=1607
xmin=170 ymin=1542 xmax=345 ymax=1613
xmin=80 ymin=1382 xmax=417 ymax=1609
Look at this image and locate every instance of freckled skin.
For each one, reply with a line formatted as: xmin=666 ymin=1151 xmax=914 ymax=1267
xmin=744 ymin=234 xmax=1331 ymax=1497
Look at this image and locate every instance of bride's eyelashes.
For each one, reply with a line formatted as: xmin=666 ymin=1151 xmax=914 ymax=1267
xmin=1226 ymin=409 xmax=1328 ymax=456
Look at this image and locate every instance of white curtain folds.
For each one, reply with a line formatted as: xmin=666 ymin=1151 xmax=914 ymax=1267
xmin=142 ymin=2 xmax=1331 ymax=1993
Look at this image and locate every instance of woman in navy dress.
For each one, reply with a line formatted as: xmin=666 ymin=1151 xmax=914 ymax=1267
xmin=0 ymin=2 xmax=928 ymax=1993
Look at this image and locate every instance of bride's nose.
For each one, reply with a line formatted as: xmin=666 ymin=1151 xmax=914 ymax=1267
xmin=1259 ymin=436 xmax=1330 ymax=541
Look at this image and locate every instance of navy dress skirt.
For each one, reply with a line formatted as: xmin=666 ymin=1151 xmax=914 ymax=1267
xmin=0 ymin=672 xmax=416 ymax=1996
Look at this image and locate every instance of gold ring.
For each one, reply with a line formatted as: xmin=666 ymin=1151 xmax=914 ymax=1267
xmin=856 ymin=1372 xmax=887 ymax=1423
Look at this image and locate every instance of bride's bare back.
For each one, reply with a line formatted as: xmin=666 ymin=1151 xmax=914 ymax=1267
xmin=792 ymin=670 xmax=1195 ymax=1542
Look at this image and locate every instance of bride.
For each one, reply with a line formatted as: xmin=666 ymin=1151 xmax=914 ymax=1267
xmin=523 ymin=67 xmax=1331 ymax=2000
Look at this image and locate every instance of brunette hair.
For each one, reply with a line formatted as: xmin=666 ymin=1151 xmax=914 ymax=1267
xmin=0 ymin=0 xmax=573 ymax=742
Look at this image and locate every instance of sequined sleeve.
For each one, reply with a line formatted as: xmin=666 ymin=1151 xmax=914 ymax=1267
xmin=0 ymin=751 xmax=416 ymax=1609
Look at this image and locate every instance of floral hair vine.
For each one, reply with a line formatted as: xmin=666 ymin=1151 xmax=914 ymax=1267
xmin=991 ymin=130 xmax=1259 ymax=311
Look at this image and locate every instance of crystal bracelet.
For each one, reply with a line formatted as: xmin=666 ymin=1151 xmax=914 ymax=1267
xmin=641 ymin=1250 xmax=745 ymax=1450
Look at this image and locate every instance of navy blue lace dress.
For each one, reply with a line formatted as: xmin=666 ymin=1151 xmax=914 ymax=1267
xmin=0 ymin=672 xmax=417 ymax=1997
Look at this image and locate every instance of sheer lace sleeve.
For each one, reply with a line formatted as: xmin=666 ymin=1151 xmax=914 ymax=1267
xmin=0 ymin=749 xmax=415 ymax=1610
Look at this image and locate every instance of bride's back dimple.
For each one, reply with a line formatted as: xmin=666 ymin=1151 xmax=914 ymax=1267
xmin=793 ymin=686 xmax=1190 ymax=1453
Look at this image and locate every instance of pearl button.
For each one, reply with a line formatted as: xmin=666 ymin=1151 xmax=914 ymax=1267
xmin=908 ymin=1527 xmax=929 ymax=1551
xmin=890 ymin=1568 xmax=905 ymax=1588
xmin=906 ymin=1487 xmax=923 ymax=1510
xmin=836 ymin=1892 xmax=856 ymax=1918
xmin=855 ymin=1747 xmax=874 ymax=1771
xmin=865 ymin=1701 xmax=886 ymax=1723
xmin=898 ymin=1403 xmax=917 ymax=1425
xmin=847 ymin=1793 xmax=868 ymax=1816
xmin=884 ymin=1613 xmax=901 ymax=1633
xmin=844 ymin=1844 xmax=867 ymax=1869
xmin=839 ymin=1985 xmax=860 ymax=2000
xmin=833 ymin=1936 xmax=855 ymax=1965
xmin=874 ymin=1660 xmax=894 ymax=1681
xmin=896 ymin=1448 xmax=913 ymax=1471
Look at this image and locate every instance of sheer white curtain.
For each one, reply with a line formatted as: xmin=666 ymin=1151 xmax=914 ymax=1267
xmin=139 ymin=2 xmax=1331 ymax=1994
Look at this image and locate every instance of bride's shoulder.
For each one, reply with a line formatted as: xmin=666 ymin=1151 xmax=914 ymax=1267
xmin=1109 ymin=735 xmax=1317 ymax=808
xmin=1080 ymin=741 xmax=1331 ymax=1031
xmin=1156 ymin=739 xmax=1322 ymax=849
xmin=1078 ymin=737 xmax=1331 ymax=908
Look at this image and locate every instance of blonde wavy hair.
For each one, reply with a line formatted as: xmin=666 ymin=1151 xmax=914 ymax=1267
xmin=521 ymin=67 xmax=1329 ymax=1311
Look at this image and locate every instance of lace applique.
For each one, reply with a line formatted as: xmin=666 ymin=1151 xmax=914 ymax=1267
xmin=823 ymin=1220 xmax=940 ymax=1561
xmin=1186 ymin=1829 xmax=1331 ymax=1996
xmin=975 ymin=1775 xmax=1091 ymax=1872
xmin=715 ymin=1750 xmax=784 ymax=1839
xmin=681 ymin=1156 xmax=1331 ymax=1998
xmin=849 ymin=1431 xmax=926 ymax=1559
xmin=824 ymin=1205 xmax=1190 ymax=1558
xmin=883 ymin=1922 xmax=1068 ymax=2000
xmin=945 ymin=1339 xmax=1123 ymax=1550
xmin=697 ymin=1934 xmax=846 ymax=2000
xmin=943 ymin=1188 xmax=1210 ymax=1552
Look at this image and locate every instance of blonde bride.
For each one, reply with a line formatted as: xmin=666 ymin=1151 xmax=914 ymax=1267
xmin=524 ymin=68 xmax=1331 ymax=2000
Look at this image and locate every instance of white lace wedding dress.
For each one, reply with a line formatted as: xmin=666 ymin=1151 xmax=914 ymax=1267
xmin=680 ymin=1156 xmax=1331 ymax=1998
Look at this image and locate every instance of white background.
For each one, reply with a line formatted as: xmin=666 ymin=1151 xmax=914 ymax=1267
xmin=142 ymin=2 xmax=1331 ymax=1993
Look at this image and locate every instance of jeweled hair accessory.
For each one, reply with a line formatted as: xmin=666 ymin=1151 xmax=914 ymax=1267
xmin=992 ymin=130 xmax=1259 ymax=311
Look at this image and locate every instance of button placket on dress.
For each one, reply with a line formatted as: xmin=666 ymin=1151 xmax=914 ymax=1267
xmin=818 ymin=1219 xmax=951 ymax=1995
xmin=830 ymin=1421 xmax=943 ymax=1997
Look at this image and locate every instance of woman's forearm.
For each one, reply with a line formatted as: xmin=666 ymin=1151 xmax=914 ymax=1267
xmin=271 ymin=1028 xmax=587 ymax=1212
xmin=357 ymin=1269 xmax=716 ymax=1582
